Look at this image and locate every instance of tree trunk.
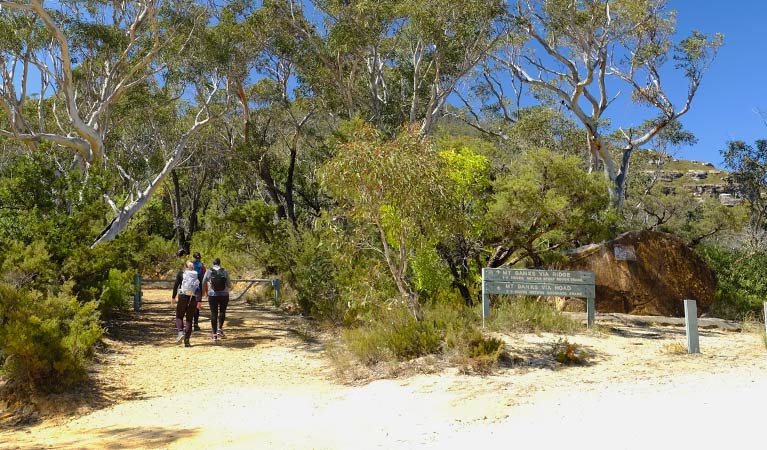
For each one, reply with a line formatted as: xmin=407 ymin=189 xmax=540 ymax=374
xmin=170 ymin=169 xmax=189 ymax=256
xmin=285 ymin=146 xmax=298 ymax=229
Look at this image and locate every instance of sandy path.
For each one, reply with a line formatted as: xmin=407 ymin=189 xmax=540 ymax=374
xmin=1 ymin=290 xmax=766 ymax=449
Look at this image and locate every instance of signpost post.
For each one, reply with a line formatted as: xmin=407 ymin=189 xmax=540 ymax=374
xmin=684 ymin=299 xmax=700 ymax=354
xmin=482 ymin=268 xmax=596 ymax=328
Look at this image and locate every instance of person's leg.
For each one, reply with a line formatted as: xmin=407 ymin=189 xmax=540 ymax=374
xmin=208 ymin=296 xmax=219 ymax=336
xmin=218 ymin=295 xmax=230 ymax=336
xmin=183 ymin=299 xmax=196 ymax=346
xmin=193 ymin=295 xmax=201 ymax=330
xmin=175 ymin=297 xmax=186 ymax=332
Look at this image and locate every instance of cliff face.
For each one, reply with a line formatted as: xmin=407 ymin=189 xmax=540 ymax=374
xmin=641 ymin=158 xmax=740 ymax=205
xmin=562 ymin=230 xmax=716 ymax=317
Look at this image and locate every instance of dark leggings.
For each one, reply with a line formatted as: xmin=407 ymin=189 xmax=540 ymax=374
xmin=175 ymin=294 xmax=197 ymax=339
xmin=208 ymin=295 xmax=230 ymax=334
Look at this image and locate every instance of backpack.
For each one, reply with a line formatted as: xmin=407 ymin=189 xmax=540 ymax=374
xmin=193 ymin=260 xmax=205 ymax=282
xmin=210 ymin=268 xmax=227 ymax=291
xmin=180 ymin=270 xmax=200 ymax=296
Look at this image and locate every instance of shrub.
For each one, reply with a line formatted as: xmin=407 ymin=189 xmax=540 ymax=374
xmin=342 ymin=305 xmax=442 ymax=365
xmin=699 ymin=245 xmax=767 ymax=320
xmin=551 ymin=338 xmax=589 ymax=365
xmin=488 ymin=296 xmax=582 ymax=334
xmin=98 ymin=268 xmax=134 ymax=316
xmin=0 ymin=240 xmax=57 ymax=292
xmin=340 ymin=301 xmax=508 ymax=373
xmin=0 ymin=283 xmax=103 ymax=391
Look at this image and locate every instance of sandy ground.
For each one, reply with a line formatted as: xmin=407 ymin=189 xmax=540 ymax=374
xmin=1 ymin=289 xmax=766 ymax=450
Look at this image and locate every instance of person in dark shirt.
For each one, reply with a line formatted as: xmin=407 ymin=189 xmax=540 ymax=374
xmin=171 ymin=261 xmax=200 ymax=347
xmin=201 ymin=257 xmax=232 ymax=342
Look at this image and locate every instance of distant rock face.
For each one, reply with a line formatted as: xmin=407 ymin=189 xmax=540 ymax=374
xmin=562 ymin=230 xmax=715 ymax=317
xmin=687 ymin=170 xmax=708 ymax=180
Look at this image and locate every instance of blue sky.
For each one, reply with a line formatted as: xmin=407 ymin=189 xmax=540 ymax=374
xmin=662 ymin=1 xmax=767 ymax=167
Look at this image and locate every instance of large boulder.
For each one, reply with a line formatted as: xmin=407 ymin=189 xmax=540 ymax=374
xmin=562 ymin=230 xmax=715 ymax=317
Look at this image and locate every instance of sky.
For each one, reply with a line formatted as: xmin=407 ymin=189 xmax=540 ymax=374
xmin=658 ymin=1 xmax=767 ymax=167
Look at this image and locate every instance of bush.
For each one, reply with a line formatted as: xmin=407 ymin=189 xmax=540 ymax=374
xmin=98 ymin=268 xmax=134 ymax=316
xmin=699 ymin=245 xmax=767 ymax=320
xmin=488 ymin=296 xmax=582 ymax=334
xmin=551 ymin=338 xmax=589 ymax=365
xmin=342 ymin=305 xmax=443 ymax=365
xmin=0 ymin=240 xmax=57 ymax=292
xmin=340 ymin=301 xmax=507 ymax=373
xmin=0 ymin=283 xmax=103 ymax=391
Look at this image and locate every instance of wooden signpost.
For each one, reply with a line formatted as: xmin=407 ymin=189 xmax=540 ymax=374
xmin=481 ymin=268 xmax=596 ymax=328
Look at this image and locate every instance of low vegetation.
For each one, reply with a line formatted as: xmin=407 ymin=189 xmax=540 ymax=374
xmin=551 ymin=338 xmax=591 ymax=366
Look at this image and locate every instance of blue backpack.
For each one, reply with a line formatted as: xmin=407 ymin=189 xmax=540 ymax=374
xmin=193 ymin=260 xmax=205 ymax=282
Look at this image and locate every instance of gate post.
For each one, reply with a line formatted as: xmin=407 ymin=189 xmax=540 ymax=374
xmin=481 ymin=268 xmax=489 ymax=327
xmin=763 ymin=301 xmax=767 ymax=336
xmin=272 ymin=278 xmax=281 ymax=306
xmin=684 ymin=299 xmax=700 ymax=354
xmin=133 ymin=274 xmax=142 ymax=312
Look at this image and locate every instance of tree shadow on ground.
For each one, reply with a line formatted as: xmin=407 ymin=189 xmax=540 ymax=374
xmin=4 ymin=425 xmax=199 ymax=449
xmin=606 ymin=324 xmax=721 ymax=340
xmin=505 ymin=340 xmax=607 ymax=371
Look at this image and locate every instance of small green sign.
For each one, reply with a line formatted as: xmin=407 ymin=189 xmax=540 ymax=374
xmin=483 ymin=268 xmax=594 ymax=284
xmin=484 ymin=281 xmax=595 ymax=298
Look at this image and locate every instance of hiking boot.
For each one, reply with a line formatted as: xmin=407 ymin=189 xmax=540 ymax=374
xmin=184 ymin=338 xmax=191 ymax=347
xmin=193 ymin=324 xmax=201 ymax=331
xmin=176 ymin=331 xmax=184 ymax=343
xmin=211 ymin=334 xmax=218 ymax=342
xmin=217 ymin=329 xmax=225 ymax=338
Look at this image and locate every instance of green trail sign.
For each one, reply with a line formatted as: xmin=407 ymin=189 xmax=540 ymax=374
xmin=481 ymin=268 xmax=596 ymax=328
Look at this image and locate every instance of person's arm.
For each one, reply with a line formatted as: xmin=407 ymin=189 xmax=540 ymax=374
xmin=202 ymin=270 xmax=211 ymax=297
xmin=171 ymin=271 xmax=182 ymax=304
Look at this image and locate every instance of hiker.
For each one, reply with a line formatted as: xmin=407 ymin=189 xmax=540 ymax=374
xmin=171 ymin=261 xmax=201 ymax=347
xmin=201 ymin=257 xmax=232 ymax=342
xmin=192 ymin=252 xmax=207 ymax=331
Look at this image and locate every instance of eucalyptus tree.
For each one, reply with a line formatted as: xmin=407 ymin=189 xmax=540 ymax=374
xmin=323 ymin=121 xmax=454 ymax=321
xmin=486 ymin=148 xmax=611 ymax=268
xmin=722 ymin=140 xmax=767 ymax=251
xmin=248 ymin=0 xmax=505 ymax=133
xmin=493 ymin=0 xmax=722 ymax=210
xmin=0 ymin=0 xmax=227 ymax=247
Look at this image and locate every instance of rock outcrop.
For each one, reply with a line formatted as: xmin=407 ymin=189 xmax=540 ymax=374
xmin=562 ymin=230 xmax=716 ymax=317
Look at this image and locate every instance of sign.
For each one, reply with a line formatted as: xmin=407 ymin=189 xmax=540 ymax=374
xmin=482 ymin=267 xmax=594 ymax=284
xmin=484 ymin=281 xmax=595 ymax=298
xmin=481 ymin=267 xmax=597 ymax=328
xmin=614 ymin=245 xmax=637 ymax=261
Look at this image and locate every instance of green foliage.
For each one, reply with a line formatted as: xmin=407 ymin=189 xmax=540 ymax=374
xmin=488 ymin=148 xmax=612 ymax=266
xmin=277 ymin=229 xmax=342 ymax=321
xmin=432 ymin=302 xmax=506 ymax=373
xmin=0 ymin=240 xmax=57 ymax=291
xmin=488 ymin=297 xmax=582 ymax=334
xmin=0 ymin=283 xmax=103 ymax=392
xmin=342 ymin=305 xmax=443 ymax=365
xmin=721 ymin=139 xmax=767 ymax=249
xmin=98 ymin=269 xmax=133 ymax=317
xmin=699 ymin=245 xmax=767 ymax=320
xmin=340 ymin=301 xmax=506 ymax=373
xmin=323 ymin=120 xmax=454 ymax=315
xmin=410 ymin=245 xmax=452 ymax=298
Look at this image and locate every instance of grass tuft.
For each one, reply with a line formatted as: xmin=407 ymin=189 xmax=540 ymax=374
xmin=660 ymin=341 xmax=688 ymax=355
xmin=488 ymin=297 xmax=583 ymax=334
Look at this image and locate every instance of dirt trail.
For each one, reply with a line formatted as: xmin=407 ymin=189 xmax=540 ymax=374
xmin=1 ymin=290 xmax=767 ymax=449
